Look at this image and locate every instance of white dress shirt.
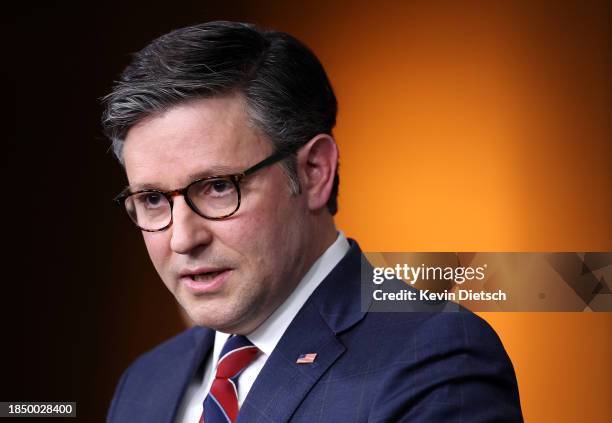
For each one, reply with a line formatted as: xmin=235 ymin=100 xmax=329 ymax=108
xmin=175 ymin=232 xmax=351 ymax=422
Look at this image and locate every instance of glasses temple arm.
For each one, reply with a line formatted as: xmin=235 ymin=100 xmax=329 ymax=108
xmin=242 ymin=148 xmax=296 ymax=176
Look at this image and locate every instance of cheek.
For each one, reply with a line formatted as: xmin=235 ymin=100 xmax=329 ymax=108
xmin=245 ymin=200 xmax=304 ymax=261
xmin=142 ymin=233 xmax=171 ymax=272
xmin=221 ymin=212 xmax=283 ymax=273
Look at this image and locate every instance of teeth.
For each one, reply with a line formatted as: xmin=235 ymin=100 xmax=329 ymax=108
xmin=190 ymin=271 xmax=222 ymax=282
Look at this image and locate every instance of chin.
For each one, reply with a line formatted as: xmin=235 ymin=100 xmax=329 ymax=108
xmin=184 ymin=308 xmax=213 ymax=327
xmin=185 ymin=308 xmax=232 ymax=331
xmin=180 ymin=295 xmax=257 ymax=333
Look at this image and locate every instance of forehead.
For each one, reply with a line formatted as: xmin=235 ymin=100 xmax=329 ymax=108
xmin=122 ymin=95 xmax=271 ymax=189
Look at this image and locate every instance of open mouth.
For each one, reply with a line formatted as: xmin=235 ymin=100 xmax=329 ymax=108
xmin=189 ymin=270 xmax=226 ymax=282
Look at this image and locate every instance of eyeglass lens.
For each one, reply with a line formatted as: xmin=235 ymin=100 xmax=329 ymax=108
xmin=124 ymin=177 xmax=239 ymax=230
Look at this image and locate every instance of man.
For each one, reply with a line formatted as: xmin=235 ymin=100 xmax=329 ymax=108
xmin=102 ymin=21 xmax=522 ymax=422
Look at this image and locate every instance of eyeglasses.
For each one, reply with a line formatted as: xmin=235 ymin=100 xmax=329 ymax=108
xmin=115 ymin=147 xmax=297 ymax=232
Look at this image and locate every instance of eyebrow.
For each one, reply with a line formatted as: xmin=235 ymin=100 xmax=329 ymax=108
xmin=127 ymin=165 xmax=242 ymax=192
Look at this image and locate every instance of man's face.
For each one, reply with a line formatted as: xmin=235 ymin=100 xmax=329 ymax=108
xmin=122 ymin=95 xmax=311 ymax=334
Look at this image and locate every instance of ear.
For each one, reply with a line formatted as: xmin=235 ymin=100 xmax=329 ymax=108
xmin=296 ymin=134 xmax=338 ymax=212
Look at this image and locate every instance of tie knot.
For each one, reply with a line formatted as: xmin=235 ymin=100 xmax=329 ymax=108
xmin=216 ymin=335 xmax=259 ymax=379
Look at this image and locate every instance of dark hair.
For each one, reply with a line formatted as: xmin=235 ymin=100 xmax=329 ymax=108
xmin=101 ymin=20 xmax=339 ymax=215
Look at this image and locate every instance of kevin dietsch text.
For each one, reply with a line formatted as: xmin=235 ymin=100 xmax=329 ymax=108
xmin=373 ymin=288 xmax=508 ymax=302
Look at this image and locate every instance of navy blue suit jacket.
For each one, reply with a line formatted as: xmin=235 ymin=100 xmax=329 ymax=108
xmin=108 ymin=240 xmax=523 ymax=422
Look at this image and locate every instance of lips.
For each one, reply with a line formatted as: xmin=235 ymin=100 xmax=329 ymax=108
xmin=179 ymin=267 xmax=233 ymax=294
xmin=189 ymin=270 xmax=225 ymax=282
xmin=180 ymin=266 xmax=229 ymax=278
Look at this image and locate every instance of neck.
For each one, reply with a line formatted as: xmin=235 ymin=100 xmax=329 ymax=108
xmin=308 ymin=209 xmax=338 ymax=257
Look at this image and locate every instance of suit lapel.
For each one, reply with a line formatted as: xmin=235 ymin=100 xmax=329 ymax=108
xmin=237 ymin=301 xmax=345 ymax=422
xmin=237 ymin=239 xmax=366 ymax=422
xmin=154 ymin=327 xmax=215 ymax=422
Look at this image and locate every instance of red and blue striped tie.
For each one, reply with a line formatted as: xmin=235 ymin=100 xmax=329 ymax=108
xmin=200 ymin=335 xmax=259 ymax=423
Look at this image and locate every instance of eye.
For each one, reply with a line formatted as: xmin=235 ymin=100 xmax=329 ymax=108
xmin=144 ymin=193 xmax=163 ymax=206
xmin=203 ymin=179 xmax=235 ymax=197
xmin=134 ymin=192 xmax=165 ymax=209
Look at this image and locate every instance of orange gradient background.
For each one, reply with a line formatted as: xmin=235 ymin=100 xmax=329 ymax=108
xmin=252 ymin=1 xmax=612 ymax=421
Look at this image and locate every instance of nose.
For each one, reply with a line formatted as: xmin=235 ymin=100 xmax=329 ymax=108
xmin=169 ymin=196 xmax=213 ymax=254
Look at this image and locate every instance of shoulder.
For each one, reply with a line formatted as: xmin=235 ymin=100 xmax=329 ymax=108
xmin=350 ymin=311 xmax=523 ymax=422
xmin=341 ymin=308 xmax=509 ymax=362
xmin=408 ymin=309 xmax=506 ymax=354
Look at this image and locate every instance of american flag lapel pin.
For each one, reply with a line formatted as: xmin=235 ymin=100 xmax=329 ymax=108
xmin=296 ymin=353 xmax=317 ymax=364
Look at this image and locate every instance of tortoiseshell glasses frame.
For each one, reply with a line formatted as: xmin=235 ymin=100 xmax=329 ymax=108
xmin=114 ymin=147 xmax=297 ymax=232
